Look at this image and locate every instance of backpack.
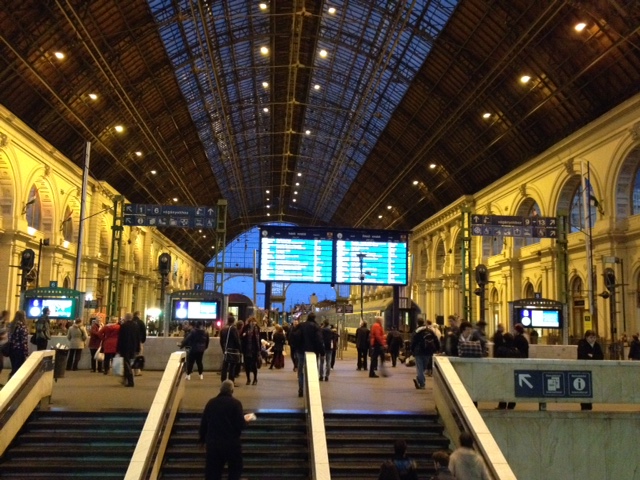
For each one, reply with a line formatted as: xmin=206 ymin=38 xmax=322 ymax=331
xmin=423 ymin=330 xmax=437 ymax=354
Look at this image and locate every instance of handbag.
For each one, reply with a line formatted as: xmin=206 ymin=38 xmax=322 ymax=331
xmin=112 ymin=355 xmax=124 ymax=376
xmin=223 ymin=327 xmax=242 ymax=364
xmin=458 ymin=339 xmax=484 ymax=358
xmin=30 ymin=334 xmax=37 ymax=345
xmin=94 ymin=349 xmax=105 ymax=362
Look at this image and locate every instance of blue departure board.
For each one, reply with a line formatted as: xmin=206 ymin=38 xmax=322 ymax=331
xmin=335 ymin=230 xmax=408 ymax=285
xmin=259 ymin=226 xmax=334 ymax=283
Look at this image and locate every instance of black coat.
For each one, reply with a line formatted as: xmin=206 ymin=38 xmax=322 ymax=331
xmin=117 ymin=320 xmax=141 ymax=358
xmin=299 ymin=318 xmax=324 ymax=355
xmin=220 ymin=325 xmax=241 ymax=352
xmin=577 ymin=339 xmax=604 ymax=360
xmin=199 ymin=392 xmax=245 ymax=447
xmin=355 ymin=326 xmax=370 ymax=350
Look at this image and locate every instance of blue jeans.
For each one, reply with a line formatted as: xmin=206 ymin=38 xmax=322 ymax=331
xmin=415 ymin=354 xmax=427 ymax=387
xmin=319 ymin=353 xmax=331 ymax=379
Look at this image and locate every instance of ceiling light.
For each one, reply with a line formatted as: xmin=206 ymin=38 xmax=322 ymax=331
xmin=295 ymin=182 xmax=299 ymax=186
xmin=173 ymin=197 xmax=178 ymax=202
xmin=267 ymin=213 xmax=271 ymax=216
xmin=412 ymin=180 xmax=419 ymax=185
xmin=482 ymin=112 xmax=491 ymax=119
xmin=54 ymin=51 xmax=65 ymax=60
xmin=88 ymin=93 xmax=98 ymax=101
xmin=202 ymin=234 xmax=207 ymax=238
xmin=575 ymin=22 xmax=586 ymax=32
xmin=260 ymin=46 xmax=269 ymax=55
xmin=378 ymin=215 xmax=383 ymax=219
xmin=387 ymin=205 xmax=392 ymax=210
xmin=211 ymin=245 xmax=215 ymax=249
xmin=150 ymin=170 xmax=157 ymax=175
xmin=429 ymin=163 xmax=436 ymax=169
xmin=328 ymin=7 xmax=336 ymax=14
xmin=266 ymin=205 xmax=270 ymax=208
xmin=293 ymin=198 xmax=297 ymax=202
xmin=114 ymin=125 xmax=124 ymax=133
xmin=305 ymin=130 xmax=311 ymax=135
xmin=297 ymin=172 xmax=302 ymax=177
xmin=266 ymin=189 xmax=270 ymax=193
xmin=259 ymin=2 xmax=268 ymax=10
xmin=266 ymin=197 xmax=270 ymax=201
xmin=520 ymin=75 xmax=531 ymax=84
xmin=135 ymin=151 xmax=142 ymax=157
xmin=199 ymin=229 xmax=202 ymax=233
xmin=314 ymin=84 xmax=320 ymax=90
xmin=319 ymin=49 xmax=328 ymax=58
xmin=262 ymin=81 xmax=269 ymax=88
xmin=294 ymin=191 xmax=298 ymax=195
xmin=263 ymin=107 xmax=269 ymax=113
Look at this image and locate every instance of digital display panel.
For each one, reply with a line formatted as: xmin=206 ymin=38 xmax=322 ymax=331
xmin=259 ymin=226 xmax=333 ymax=283
xmin=173 ymin=300 xmax=219 ymax=321
xmin=25 ymin=298 xmax=75 ymax=319
xmin=335 ymin=229 xmax=409 ymax=285
xmin=516 ymin=308 xmax=562 ymax=329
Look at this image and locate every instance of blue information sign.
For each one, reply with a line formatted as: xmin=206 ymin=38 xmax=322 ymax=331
xmin=123 ymin=204 xmax=217 ymax=229
xmin=514 ymin=370 xmax=592 ymax=398
xmin=471 ymin=214 xmax=557 ymax=238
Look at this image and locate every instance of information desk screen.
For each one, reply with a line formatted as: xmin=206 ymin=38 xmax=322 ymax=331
xmin=515 ymin=307 xmax=562 ymax=329
xmin=173 ymin=300 xmax=219 ymax=321
xmin=25 ymin=298 xmax=75 ymax=319
xmin=259 ymin=226 xmax=333 ymax=283
xmin=335 ymin=229 xmax=408 ymax=285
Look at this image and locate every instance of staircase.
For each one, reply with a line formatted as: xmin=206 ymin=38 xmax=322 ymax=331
xmin=0 ymin=411 xmax=146 ymax=479
xmin=325 ymin=412 xmax=450 ymax=478
xmin=161 ymin=411 xmax=309 ymax=479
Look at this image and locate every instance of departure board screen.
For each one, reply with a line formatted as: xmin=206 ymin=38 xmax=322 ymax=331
xmin=335 ymin=230 xmax=409 ymax=285
xmin=259 ymin=226 xmax=334 ymax=283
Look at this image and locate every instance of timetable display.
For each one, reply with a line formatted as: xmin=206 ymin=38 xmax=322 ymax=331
xmin=259 ymin=226 xmax=334 ymax=283
xmin=335 ymin=230 xmax=408 ymax=285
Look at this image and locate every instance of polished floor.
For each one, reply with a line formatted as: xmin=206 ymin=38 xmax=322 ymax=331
xmin=26 ymin=346 xmax=436 ymax=414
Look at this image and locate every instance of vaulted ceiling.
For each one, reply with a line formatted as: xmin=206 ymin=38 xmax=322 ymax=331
xmin=1 ymin=0 xmax=639 ymax=264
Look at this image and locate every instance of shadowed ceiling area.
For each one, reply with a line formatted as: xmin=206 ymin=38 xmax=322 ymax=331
xmin=1 ymin=0 xmax=639 ymax=264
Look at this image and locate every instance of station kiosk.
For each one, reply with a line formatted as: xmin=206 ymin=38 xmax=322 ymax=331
xmin=509 ymin=297 xmax=568 ymax=345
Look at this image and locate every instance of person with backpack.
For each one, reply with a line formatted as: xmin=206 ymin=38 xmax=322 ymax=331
xmin=410 ymin=318 xmax=440 ymax=389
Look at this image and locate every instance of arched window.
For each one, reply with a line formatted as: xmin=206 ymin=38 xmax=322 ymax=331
xmin=62 ymin=206 xmax=74 ymax=242
xmin=569 ymin=185 xmax=597 ymax=233
xmin=514 ymin=200 xmax=541 ymax=250
xmin=524 ymin=282 xmax=535 ymax=298
xmin=25 ymin=185 xmax=42 ymax=230
xmin=419 ymin=247 xmax=428 ymax=277
xmin=482 ymin=234 xmax=503 ymax=258
xmin=632 ymin=166 xmax=640 ymax=215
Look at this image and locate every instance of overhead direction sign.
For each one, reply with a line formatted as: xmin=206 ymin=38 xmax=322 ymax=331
xmin=471 ymin=214 xmax=557 ymax=238
xmin=514 ymin=370 xmax=592 ymax=398
xmin=123 ymin=204 xmax=218 ymax=229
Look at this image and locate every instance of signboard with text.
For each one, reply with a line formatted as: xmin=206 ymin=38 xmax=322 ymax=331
xmin=123 ymin=204 xmax=217 ymax=229
xmin=514 ymin=370 xmax=592 ymax=398
xmin=471 ymin=214 xmax=557 ymax=238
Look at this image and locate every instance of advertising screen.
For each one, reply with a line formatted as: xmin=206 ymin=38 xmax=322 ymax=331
xmin=515 ymin=307 xmax=562 ymax=329
xmin=259 ymin=226 xmax=334 ymax=283
xmin=173 ymin=300 xmax=219 ymax=321
xmin=25 ymin=298 xmax=75 ymax=319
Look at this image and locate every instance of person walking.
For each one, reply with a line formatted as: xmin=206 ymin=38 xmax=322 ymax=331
xmin=449 ymin=432 xmax=490 ymax=480
xmin=355 ymin=320 xmax=370 ymax=371
xmin=66 ymin=318 xmax=87 ymax=371
xmin=34 ymin=306 xmax=51 ymax=351
xmin=429 ymin=451 xmax=456 ymax=480
xmin=99 ymin=316 xmax=120 ymax=375
xmin=7 ymin=310 xmax=29 ymax=379
xmin=88 ymin=317 xmax=104 ymax=373
xmin=389 ymin=439 xmax=418 ymax=480
xmin=319 ymin=319 xmax=333 ymax=381
xmin=629 ymin=333 xmax=640 ymax=360
xmin=287 ymin=318 xmax=300 ymax=372
xmin=295 ymin=312 xmax=324 ymax=397
xmin=180 ymin=320 xmax=209 ymax=380
xmin=369 ymin=316 xmax=387 ymax=378
xmin=269 ymin=324 xmax=286 ymax=369
xmin=577 ymin=329 xmax=603 ymax=410
xmin=132 ymin=311 xmax=146 ymax=376
xmin=411 ymin=318 xmax=439 ymax=389
xmin=199 ymin=380 xmax=256 ymax=480
xmin=117 ymin=313 xmax=141 ymax=387
xmin=386 ymin=327 xmax=403 ymax=367
xmin=241 ymin=316 xmax=261 ymax=385
xmin=220 ymin=315 xmax=241 ymax=385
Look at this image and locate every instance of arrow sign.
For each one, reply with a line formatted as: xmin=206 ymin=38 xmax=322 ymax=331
xmin=518 ymin=373 xmax=533 ymax=388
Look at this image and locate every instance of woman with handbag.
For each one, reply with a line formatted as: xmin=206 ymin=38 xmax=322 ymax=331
xmin=99 ymin=316 xmax=120 ymax=375
xmin=7 ymin=310 xmax=29 ymax=379
xmin=88 ymin=317 xmax=104 ymax=372
xmin=66 ymin=318 xmax=88 ymax=371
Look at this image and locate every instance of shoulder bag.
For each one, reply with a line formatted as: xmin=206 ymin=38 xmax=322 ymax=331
xmin=223 ymin=328 xmax=241 ymax=364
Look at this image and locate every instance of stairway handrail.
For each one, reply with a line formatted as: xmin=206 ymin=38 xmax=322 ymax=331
xmin=303 ymin=351 xmax=332 ymax=480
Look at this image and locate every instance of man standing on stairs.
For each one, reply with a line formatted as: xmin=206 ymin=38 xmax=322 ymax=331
xmin=294 ymin=312 xmax=324 ymax=397
xmin=200 ymin=380 xmax=256 ymax=480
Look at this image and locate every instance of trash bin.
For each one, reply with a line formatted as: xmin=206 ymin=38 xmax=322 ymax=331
xmin=53 ymin=348 xmax=69 ymax=381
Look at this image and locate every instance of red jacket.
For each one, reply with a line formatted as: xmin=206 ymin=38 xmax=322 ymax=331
xmin=99 ymin=323 xmax=120 ymax=354
xmin=370 ymin=321 xmax=386 ymax=348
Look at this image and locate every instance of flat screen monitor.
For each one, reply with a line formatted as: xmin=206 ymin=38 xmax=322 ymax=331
xmin=515 ymin=307 xmax=562 ymax=329
xmin=173 ymin=300 xmax=219 ymax=321
xmin=25 ymin=298 xmax=76 ymax=320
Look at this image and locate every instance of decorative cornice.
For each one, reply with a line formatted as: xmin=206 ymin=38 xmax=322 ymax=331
xmin=630 ymin=121 xmax=640 ymax=141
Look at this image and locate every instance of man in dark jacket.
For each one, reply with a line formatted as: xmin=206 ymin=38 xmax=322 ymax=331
xmin=117 ymin=313 xmax=141 ymax=387
xmin=355 ymin=320 xmax=370 ymax=371
xmin=132 ymin=311 xmax=146 ymax=376
xmin=411 ymin=318 xmax=440 ymax=389
xmin=199 ymin=380 xmax=255 ymax=480
xmin=220 ymin=315 xmax=241 ymax=385
xmin=295 ymin=313 xmax=324 ymax=397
